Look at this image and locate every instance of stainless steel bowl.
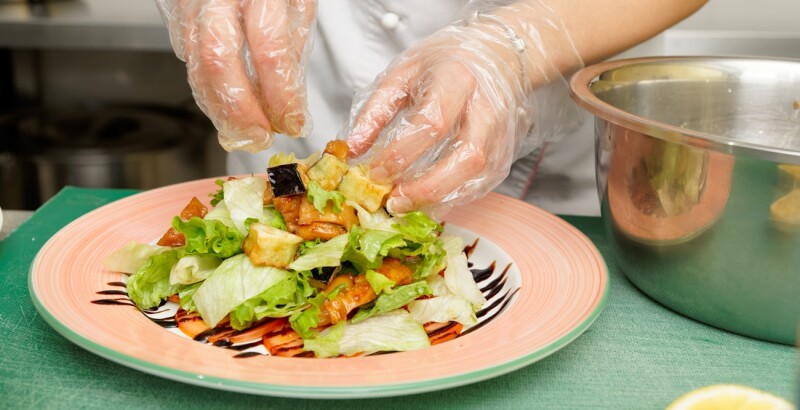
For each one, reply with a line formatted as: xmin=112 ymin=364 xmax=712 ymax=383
xmin=570 ymin=56 xmax=800 ymax=345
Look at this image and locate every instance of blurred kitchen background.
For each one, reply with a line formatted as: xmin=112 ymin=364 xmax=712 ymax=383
xmin=0 ymin=0 xmax=798 ymax=210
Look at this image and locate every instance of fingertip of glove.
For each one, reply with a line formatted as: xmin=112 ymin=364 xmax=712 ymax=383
xmin=386 ymin=195 xmax=413 ymax=215
xmin=283 ymin=113 xmax=305 ymax=137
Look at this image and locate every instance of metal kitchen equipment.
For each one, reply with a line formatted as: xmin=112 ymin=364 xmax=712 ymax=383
xmin=0 ymin=105 xmax=211 ymax=208
xmin=570 ymin=56 xmax=800 ymax=345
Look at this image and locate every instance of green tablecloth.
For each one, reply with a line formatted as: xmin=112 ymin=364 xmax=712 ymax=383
xmin=1 ymin=187 xmax=796 ymax=409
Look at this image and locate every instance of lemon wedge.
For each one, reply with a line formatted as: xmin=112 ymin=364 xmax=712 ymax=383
xmin=770 ymin=188 xmax=800 ymax=226
xmin=666 ymin=384 xmax=794 ymax=410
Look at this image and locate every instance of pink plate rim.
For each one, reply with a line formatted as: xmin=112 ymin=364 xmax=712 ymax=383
xmin=29 ymin=177 xmax=608 ymax=398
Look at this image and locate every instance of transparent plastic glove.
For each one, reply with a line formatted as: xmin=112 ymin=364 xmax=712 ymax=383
xmin=156 ymin=0 xmax=315 ymax=152
xmin=341 ymin=0 xmax=583 ymax=217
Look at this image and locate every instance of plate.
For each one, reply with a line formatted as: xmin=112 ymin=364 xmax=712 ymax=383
xmin=29 ymin=177 xmax=608 ymax=398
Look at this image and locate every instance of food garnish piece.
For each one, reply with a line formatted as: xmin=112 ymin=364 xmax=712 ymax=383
xmin=295 ymin=222 xmax=348 ymax=241
xmin=157 ymin=197 xmax=208 ymax=247
xmin=323 ymin=140 xmax=350 ymax=161
xmin=770 ymin=188 xmax=800 ymax=228
xmin=321 ymin=274 xmax=377 ymax=325
xmin=262 ymin=179 xmax=275 ymax=205
xmin=308 ymin=153 xmax=349 ymax=191
xmin=242 ymin=223 xmax=304 ymax=268
xmin=273 ymin=195 xmax=302 ymax=232
xmin=261 ymin=318 xmax=310 ymax=357
xmin=267 ymin=163 xmax=307 ymax=197
xmin=337 ymin=165 xmax=393 ymax=212
xmin=424 ymin=321 xmax=464 ymax=346
xmin=175 ymin=308 xmax=210 ymax=339
xmin=298 ymin=195 xmax=358 ymax=230
xmin=665 ymin=384 xmax=793 ymax=410
xmin=778 ymin=163 xmax=800 ymax=180
xmin=375 ymin=257 xmax=413 ymax=286
xmin=205 ymin=319 xmax=282 ymax=346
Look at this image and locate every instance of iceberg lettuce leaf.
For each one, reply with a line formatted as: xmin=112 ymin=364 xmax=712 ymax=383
xmin=393 ymin=211 xmax=442 ymax=244
xmin=172 ymin=217 xmax=243 ymax=258
xmin=302 ymin=321 xmax=345 ymax=358
xmin=169 ymin=254 xmax=222 ymax=285
xmin=103 ymin=241 xmax=168 ymax=274
xmin=408 ymin=294 xmax=478 ymax=328
xmin=307 ymin=180 xmax=345 ymax=214
xmin=342 ymin=226 xmax=406 ymax=273
xmin=126 ymin=249 xmax=182 ymax=310
xmin=289 ymin=293 xmax=327 ymax=338
xmin=229 ymin=272 xmax=316 ymax=330
xmin=288 ymin=234 xmax=348 ymax=272
xmin=338 ymin=310 xmax=430 ymax=356
xmin=351 ymin=280 xmax=431 ymax=323
xmin=347 ymin=200 xmax=398 ymax=232
xmin=193 ymin=254 xmax=292 ymax=327
xmin=444 ymin=253 xmax=487 ymax=308
xmin=365 ymin=269 xmax=396 ymax=295
xmin=223 ymin=176 xmax=268 ymax=235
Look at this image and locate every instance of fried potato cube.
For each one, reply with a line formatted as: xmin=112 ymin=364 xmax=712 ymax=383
xmin=297 ymin=196 xmax=359 ymax=230
xmin=307 ymin=153 xmax=349 ymax=191
xmin=337 ymin=165 xmax=392 ymax=212
xmin=242 ymin=223 xmax=303 ymax=268
xmin=294 ymin=222 xmax=348 ymax=241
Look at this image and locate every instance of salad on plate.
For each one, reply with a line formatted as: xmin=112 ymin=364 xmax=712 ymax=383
xmin=102 ymin=141 xmax=490 ymax=358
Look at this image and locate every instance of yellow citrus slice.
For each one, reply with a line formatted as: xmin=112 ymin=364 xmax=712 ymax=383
xmin=666 ymin=384 xmax=794 ymax=410
xmin=778 ymin=164 xmax=800 ymax=180
xmin=770 ymin=188 xmax=800 ymax=225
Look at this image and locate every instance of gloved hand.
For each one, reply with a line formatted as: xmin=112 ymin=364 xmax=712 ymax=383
xmin=156 ymin=0 xmax=316 ymax=153
xmin=341 ymin=0 xmax=583 ymax=217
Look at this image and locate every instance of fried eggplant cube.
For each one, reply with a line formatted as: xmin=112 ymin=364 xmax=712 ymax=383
xmin=267 ymin=163 xmax=307 ymax=197
xmin=242 ymin=223 xmax=303 ymax=268
xmin=307 ymin=153 xmax=349 ymax=191
xmin=337 ymin=165 xmax=393 ymax=212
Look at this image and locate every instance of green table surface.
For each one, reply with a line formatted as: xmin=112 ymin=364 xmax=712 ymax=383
xmin=1 ymin=187 xmax=797 ymax=409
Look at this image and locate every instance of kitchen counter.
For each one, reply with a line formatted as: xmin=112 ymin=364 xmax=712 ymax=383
xmin=0 ymin=187 xmax=796 ymax=409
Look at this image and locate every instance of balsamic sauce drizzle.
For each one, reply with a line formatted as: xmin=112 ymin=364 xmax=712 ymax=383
xmin=92 ymin=238 xmax=521 ymax=359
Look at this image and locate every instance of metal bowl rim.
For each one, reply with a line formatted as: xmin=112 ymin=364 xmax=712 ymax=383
xmin=569 ymin=55 xmax=800 ymax=165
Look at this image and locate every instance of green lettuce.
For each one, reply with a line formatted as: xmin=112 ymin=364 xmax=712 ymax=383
xmin=351 ymin=280 xmax=431 ymax=323
xmin=172 ymin=217 xmax=243 ymax=258
xmin=103 ymin=241 xmax=168 ymax=274
xmin=126 ymin=249 xmax=182 ymax=310
xmin=204 ymin=200 xmax=236 ymax=228
xmin=347 ymin=200 xmax=398 ymax=232
xmin=393 ymin=211 xmax=443 ymax=244
xmin=289 ymin=293 xmax=327 ymax=338
xmin=342 ymin=226 xmax=406 ymax=273
xmin=169 ymin=254 xmax=222 ymax=285
xmin=223 ymin=176 xmax=289 ymax=234
xmin=192 ymin=254 xmax=292 ymax=327
xmin=288 ymin=234 xmax=348 ymax=272
xmin=407 ymin=295 xmax=478 ymax=328
xmin=443 ymin=241 xmax=487 ymax=308
xmin=307 ymin=180 xmax=345 ymax=213
xmin=229 ymin=273 xmax=316 ymax=330
xmin=388 ymin=212 xmax=446 ymax=278
xmin=365 ymin=269 xmax=396 ymax=295
xmin=208 ymin=178 xmax=225 ymax=206
xmin=302 ymin=321 xmax=346 ymax=358
xmin=338 ymin=310 xmax=430 ymax=356
xmin=177 ymin=281 xmax=203 ymax=313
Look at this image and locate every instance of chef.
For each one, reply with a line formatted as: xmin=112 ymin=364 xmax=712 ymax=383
xmin=157 ymin=0 xmax=706 ymax=216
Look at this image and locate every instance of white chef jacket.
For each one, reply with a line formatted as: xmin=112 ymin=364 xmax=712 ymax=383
xmin=227 ymin=0 xmax=600 ymax=216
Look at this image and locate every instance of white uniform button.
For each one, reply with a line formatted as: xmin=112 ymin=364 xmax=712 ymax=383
xmin=381 ymin=12 xmax=400 ymax=30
